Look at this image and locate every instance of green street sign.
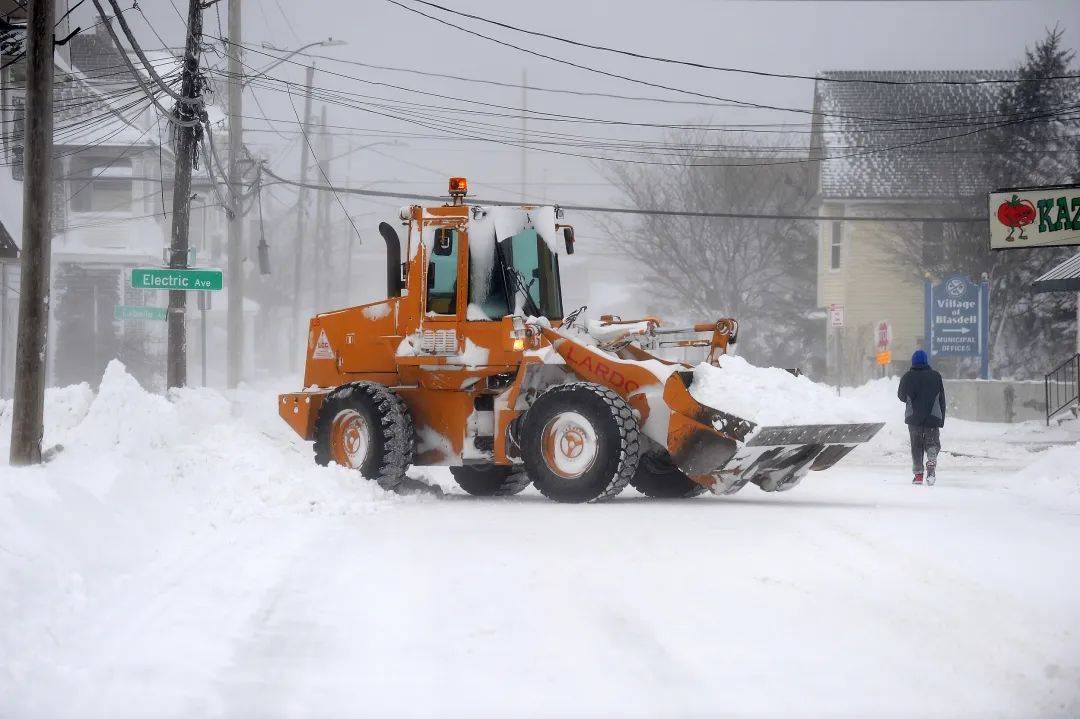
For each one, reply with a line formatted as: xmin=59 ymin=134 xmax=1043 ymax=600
xmin=131 ymin=267 xmax=223 ymax=291
xmin=114 ymin=305 xmax=167 ymax=321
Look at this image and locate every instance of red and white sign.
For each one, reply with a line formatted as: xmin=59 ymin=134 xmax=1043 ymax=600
xmin=828 ymin=304 xmax=845 ymax=328
xmin=876 ymin=320 xmax=893 ymax=351
xmin=312 ymin=329 xmax=335 ymax=360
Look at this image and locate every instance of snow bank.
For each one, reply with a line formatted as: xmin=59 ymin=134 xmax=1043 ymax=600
xmin=1016 ymin=442 xmax=1080 ymax=494
xmin=688 ymin=355 xmax=884 ymax=425
xmin=0 ymin=362 xmax=415 ymax=706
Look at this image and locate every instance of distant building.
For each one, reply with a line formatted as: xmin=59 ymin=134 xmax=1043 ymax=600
xmin=0 ymin=14 xmax=247 ymax=391
xmin=810 ymin=70 xmax=1012 ymax=384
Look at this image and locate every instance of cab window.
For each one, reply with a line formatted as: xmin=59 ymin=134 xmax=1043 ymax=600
xmin=427 ymin=228 xmax=458 ymax=315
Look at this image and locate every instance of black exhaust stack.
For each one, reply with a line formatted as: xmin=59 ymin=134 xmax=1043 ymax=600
xmin=378 ymin=222 xmax=402 ymax=298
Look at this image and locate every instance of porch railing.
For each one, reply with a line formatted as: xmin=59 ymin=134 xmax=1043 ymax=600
xmin=1045 ymin=353 xmax=1080 ymax=425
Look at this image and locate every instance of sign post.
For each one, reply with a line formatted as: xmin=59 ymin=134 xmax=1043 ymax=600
xmin=925 ymin=275 xmax=990 ymax=379
xmin=875 ymin=320 xmax=893 ymax=373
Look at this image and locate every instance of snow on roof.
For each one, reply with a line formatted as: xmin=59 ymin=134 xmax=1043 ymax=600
xmin=1032 ymin=251 xmax=1080 ymax=292
xmin=813 ymin=70 xmax=1017 ymax=200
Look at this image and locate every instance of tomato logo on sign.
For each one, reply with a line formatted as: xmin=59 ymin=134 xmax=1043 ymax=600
xmin=996 ymin=194 xmax=1037 ymax=242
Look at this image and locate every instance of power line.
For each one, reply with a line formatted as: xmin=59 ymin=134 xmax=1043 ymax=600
xmin=378 ymin=0 xmax=1044 ymax=124
xmin=211 ymin=34 xmax=1056 ymax=127
xmin=259 ymin=166 xmax=987 ymax=223
xmin=285 ymin=88 xmax=362 ymax=243
xmin=396 ymin=0 xmax=1080 ymax=86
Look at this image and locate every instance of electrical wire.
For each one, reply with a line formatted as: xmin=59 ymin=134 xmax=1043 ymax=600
xmin=396 ymin=0 xmax=1080 ymax=86
xmin=259 ymin=165 xmax=986 ymax=223
xmin=285 ymin=86 xmax=362 ymax=243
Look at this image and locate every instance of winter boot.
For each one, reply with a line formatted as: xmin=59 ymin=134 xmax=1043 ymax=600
xmin=912 ymin=472 xmax=924 ymax=485
xmin=925 ymin=462 xmax=937 ymax=486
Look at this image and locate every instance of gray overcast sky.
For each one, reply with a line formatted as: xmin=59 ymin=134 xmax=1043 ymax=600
xmin=116 ymin=0 xmax=1080 ymax=274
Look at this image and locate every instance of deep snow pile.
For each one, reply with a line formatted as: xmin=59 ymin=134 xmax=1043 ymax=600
xmin=0 ymin=362 xmax=412 ymax=707
xmin=688 ymin=354 xmax=884 ymax=425
xmin=1016 ymin=441 xmax=1080 ymax=494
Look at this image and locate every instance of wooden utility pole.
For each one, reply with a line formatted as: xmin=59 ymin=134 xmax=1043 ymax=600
xmin=166 ymin=0 xmax=204 ymax=389
xmin=225 ymin=0 xmax=244 ymax=388
xmin=289 ymin=64 xmax=315 ymax=371
xmin=10 ymin=0 xmax=56 ymax=465
xmin=313 ymin=105 xmax=329 ymax=311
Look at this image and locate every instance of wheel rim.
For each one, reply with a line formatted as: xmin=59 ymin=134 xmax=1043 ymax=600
xmin=330 ymin=409 xmax=369 ymax=469
xmin=540 ymin=411 xmax=598 ymax=479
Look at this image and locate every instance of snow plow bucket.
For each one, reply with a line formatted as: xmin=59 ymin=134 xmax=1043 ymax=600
xmin=707 ymin=422 xmax=884 ymax=495
xmin=660 ymin=372 xmax=884 ymax=496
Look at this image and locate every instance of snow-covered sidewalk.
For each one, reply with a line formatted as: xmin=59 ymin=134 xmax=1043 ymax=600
xmin=2 ymin=364 xmax=1078 ymax=717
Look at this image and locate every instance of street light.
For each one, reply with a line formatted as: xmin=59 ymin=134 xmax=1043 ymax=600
xmin=244 ymin=38 xmax=347 ymax=87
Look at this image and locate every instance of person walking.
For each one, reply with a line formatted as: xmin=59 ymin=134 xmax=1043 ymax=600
xmin=897 ymin=350 xmax=946 ymax=485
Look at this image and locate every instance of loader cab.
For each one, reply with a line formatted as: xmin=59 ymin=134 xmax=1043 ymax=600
xmin=469 ymin=228 xmax=564 ymax=322
xmin=416 ymin=215 xmax=564 ymax=323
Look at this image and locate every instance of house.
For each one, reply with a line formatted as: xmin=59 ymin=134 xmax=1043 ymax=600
xmin=0 ymin=13 xmax=251 ymax=391
xmin=810 ymin=70 xmax=1013 ymax=384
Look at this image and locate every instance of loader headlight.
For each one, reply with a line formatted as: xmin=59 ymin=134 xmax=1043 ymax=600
xmin=512 ymin=338 xmax=525 ymax=351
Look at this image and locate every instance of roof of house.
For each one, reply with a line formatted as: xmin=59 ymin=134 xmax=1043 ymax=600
xmin=1033 ymin=251 xmax=1080 ymax=292
xmin=813 ymin=70 xmax=1016 ymax=201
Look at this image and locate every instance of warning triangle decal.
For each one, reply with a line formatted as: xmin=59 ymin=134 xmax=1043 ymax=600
xmin=312 ymin=329 xmax=335 ymax=360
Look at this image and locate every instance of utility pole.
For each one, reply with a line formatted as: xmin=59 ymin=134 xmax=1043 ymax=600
xmin=226 ymin=0 xmax=243 ymax=388
xmin=166 ymin=0 xmax=205 ymax=389
xmin=290 ymin=64 xmax=315 ymax=371
xmin=10 ymin=0 xmax=56 ymax=465
xmin=520 ymin=69 xmax=527 ymax=203
xmin=313 ymin=105 xmax=329 ymax=311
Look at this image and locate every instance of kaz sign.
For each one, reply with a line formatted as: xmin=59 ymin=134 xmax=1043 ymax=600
xmin=924 ymin=275 xmax=990 ymax=378
xmin=989 ymin=184 xmax=1080 ymax=250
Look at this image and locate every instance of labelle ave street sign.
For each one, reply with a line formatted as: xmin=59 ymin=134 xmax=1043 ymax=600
xmin=131 ymin=268 xmax=223 ymax=291
xmin=989 ymin=184 xmax=1080 ymax=250
xmin=114 ymin=305 xmax=167 ymax=321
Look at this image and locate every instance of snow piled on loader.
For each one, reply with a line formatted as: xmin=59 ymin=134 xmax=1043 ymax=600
xmin=688 ymin=354 xmax=884 ymax=425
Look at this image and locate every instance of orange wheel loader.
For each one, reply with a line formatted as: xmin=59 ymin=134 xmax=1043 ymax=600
xmin=278 ymin=178 xmax=883 ymax=503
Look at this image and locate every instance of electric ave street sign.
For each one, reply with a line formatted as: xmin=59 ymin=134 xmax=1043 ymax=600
xmin=924 ymin=274 xmax=990 ymax=378
xmin=114 ymin=305 xmax=167 ymax=321
xmin=131 ymin=267 xmax=223 ymax=291
xmin=989 ymin=184 xmax=1080 ymax=250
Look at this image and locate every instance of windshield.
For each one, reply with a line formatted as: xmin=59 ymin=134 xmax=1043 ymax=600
xmin=468 ymin=228 xmax=563 ymax=321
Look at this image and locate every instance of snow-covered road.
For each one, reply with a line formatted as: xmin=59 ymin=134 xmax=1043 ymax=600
xmin=2 ymin=365 xmax=1079 ymax=718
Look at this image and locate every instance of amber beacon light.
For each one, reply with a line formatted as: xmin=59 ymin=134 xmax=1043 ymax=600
xmin=448 ymin=177 xmax=468 ymax=204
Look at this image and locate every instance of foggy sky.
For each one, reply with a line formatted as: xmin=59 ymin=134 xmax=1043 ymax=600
xmin=97 ymin=0 xmax=1080 ymax=285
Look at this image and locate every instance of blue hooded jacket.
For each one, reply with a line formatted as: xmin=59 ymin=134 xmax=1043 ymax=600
xmin=897 ymin=352 xmax=946 ymax=427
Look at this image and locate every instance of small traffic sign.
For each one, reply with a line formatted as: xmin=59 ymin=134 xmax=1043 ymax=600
xmin=114 ymin=305 xmax=167 ymax=321
xmin=876 ymin=350 xmax=892 ymax=366
xmin=131 ymin=267 xmax=223 ymax=291
xmin=876 ymin=320 xmax=893 ymax=351
xmin=828 ymin=304 xmax=845 ymax=328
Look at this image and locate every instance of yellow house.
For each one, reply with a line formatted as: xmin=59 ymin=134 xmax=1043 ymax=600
xmin=811 ymin=69 xmax=1012 ymax=384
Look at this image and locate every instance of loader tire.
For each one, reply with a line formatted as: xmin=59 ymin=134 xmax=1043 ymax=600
xmin=449 ymin=464 xmax=531 ymax=496
xmin=630 ymin=448 xmax=709 ymax=498
xmin=521 ymin=383 xmax=640 ymax=503
xmin=314 ymin=382 xmax=415 ymax=491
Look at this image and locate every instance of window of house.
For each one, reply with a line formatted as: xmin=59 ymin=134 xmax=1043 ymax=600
xmin=923 ymin=221 xmax=944 ymax=268
xmin=829 ymin=220 xmax=843 ymax=270
xmin=70 ymin=160 xmax=133 ymax=213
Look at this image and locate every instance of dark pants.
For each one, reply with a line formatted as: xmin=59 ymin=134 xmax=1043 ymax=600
xmin=908 ymin=425 xmax=940 ymax=473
